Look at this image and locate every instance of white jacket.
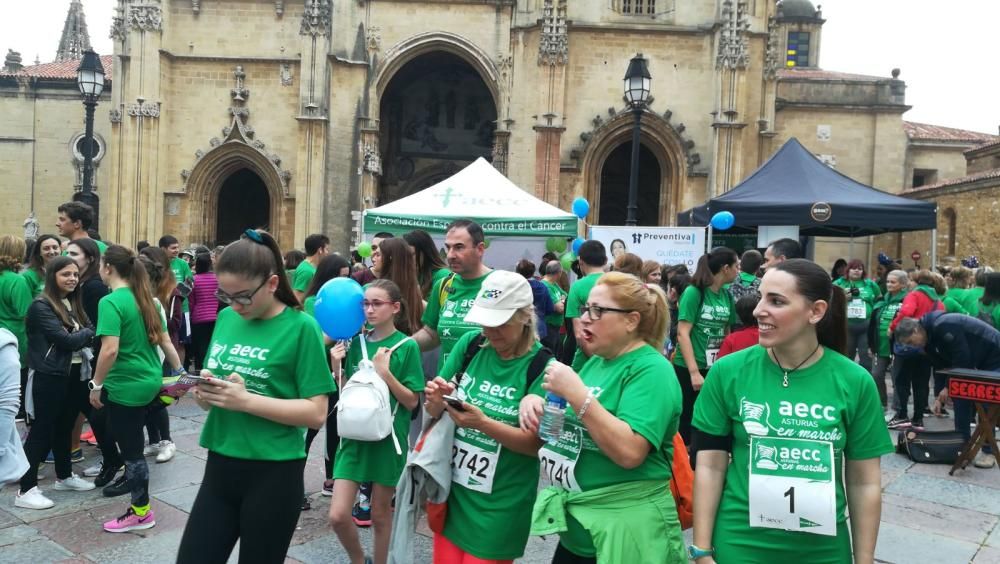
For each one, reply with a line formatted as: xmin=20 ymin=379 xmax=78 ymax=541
xmin=0 ymin=329 xmax=28 ymax=484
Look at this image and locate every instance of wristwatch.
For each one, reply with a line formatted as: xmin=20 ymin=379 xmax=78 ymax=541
xmin=688 ymin=545 xmax=714 ymax=560
xmin=88 ymin=380 xmax=102 ymax=391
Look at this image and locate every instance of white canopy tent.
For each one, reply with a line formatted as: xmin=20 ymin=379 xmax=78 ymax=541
xmin=362 ymin=158 xmax=577 ymax=238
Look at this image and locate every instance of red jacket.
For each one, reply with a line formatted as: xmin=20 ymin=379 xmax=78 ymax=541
xmin=890 ymin=288 xmax=944 ymax=332
xmin=718 ymin=326 xmax=759 ymax=359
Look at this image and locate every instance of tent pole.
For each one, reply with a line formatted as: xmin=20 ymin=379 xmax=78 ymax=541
xmin=706 ymin=225 xmax=713 ymax=255
xmin=931 ymin=228 xmax=938 ymax=271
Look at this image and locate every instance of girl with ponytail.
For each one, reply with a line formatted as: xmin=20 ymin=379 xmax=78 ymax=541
xmin=691 ymin=259 xmax=892 ymax=564
xmin=177 ymin=229 xmax=335 ymax=563
xmin=89 ymin=245 xmax=184 ymax=534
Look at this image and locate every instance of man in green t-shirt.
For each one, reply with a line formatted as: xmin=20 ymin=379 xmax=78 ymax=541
xmin=159 ymin=236 xmax=193 ymax=285
xmin=541 ymin=260 xmax=568 ymax=351
xmin=563 ymin=240 xmax=607 ymax=370
xmin=292 ymin=234 xmax=330 ymax=304
xmin=413 ymin=220 xmax=492 ymax=372
xmin=56 ymin=201 xmax=107 ymax=254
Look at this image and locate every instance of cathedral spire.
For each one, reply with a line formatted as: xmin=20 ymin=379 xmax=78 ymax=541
xmin=55 ymin=0 xmax=92 ymax=62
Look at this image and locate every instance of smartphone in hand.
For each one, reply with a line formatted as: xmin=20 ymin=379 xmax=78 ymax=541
xmin=441 ymin=394 xmax=466 ymax=412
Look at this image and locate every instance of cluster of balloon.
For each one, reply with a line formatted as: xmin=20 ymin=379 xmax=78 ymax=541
xmin=357 ymin=241 xmax=373 ymax=258
xmin=710 ymin=211 xmax=735 ymax=231
xmin=572 ymin=197 xmax=590 ymax=220
xmin=546 ymin=237 xmax=568 ymax=253
xmin=314 ymin=278 xmax=366 ymax=340
xmin=560 ymin=252 xmax=575 ymax=270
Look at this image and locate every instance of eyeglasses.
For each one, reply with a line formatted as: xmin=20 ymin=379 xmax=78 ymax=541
xmin=215 ymin=277 xmax=270 ymax=306
xmin=579 ymin=303 xmax=634 ymax=320
xmin=363 ymin=299 xmax=396 ymax=309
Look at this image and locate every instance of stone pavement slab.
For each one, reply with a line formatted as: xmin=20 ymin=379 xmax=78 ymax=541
xmin=0 ymin=535 xmax=74 ymax=561
xmin=974 ymin=546 xmax=1000 ymax=564
xmin=881 ymin=492 xmax=998 ymax=545
xmin=33 ymin=498 xmax=189 ymax=557
xmin=152 ymin=484 xmax=201 ymax=513
xmin=886 ymin=472 xmax=1000 ymax=516
xmin=876 ymin=521 xmax=980 ymax=564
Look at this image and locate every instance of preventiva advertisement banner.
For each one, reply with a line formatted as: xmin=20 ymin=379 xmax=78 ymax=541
xmin=588 ymin=226 xmax=707 ymax=268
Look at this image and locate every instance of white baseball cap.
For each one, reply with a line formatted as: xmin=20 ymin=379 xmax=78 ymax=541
xmin=464 ymin=270 xmax=533 ymax=327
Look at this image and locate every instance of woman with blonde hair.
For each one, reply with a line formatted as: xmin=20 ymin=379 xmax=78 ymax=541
xmin=520 ymin=272 xmax=685 ymax=563
xmin=641 ymin=259 xmax=662 ymax=284
xmin=613 ymin=252 xmax=643 ymax=278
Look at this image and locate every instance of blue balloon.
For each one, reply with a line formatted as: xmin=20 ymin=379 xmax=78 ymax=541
xmin=572 ymin=237 xmax=585 ymax=255
xmin=572 ymin=197 xmax=590 ymax=220
xmin=710 ymin=211 xmax=735 ymax=231
xmin=314 ymin=278 xmax=366 ymax=340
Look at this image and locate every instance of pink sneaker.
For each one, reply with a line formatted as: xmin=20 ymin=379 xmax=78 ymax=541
xmin=103 ymin=507 xmax=156 ymax=533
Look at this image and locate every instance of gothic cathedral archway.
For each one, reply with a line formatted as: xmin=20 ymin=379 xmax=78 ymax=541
xmin=377 ymin=51 xmax=498 ymax=204
xmin=216 ymin=168 xmax=271 ymax=244
xmin=598 ymin=142 xmax=662 ymax=226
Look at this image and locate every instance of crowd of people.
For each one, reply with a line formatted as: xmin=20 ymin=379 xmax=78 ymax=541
xmin=0 ymin=201 xmax=996 ymax=564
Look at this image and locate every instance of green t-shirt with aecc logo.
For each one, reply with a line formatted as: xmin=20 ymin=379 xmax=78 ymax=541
xmin=199 ymin=306 xmax=336 ymax=461
xmin=421 ymin=271 xmax=490 ymax=371
xmin=95 ymin=287 xmax=167 ymax=406
xmin=541 ymin=279 xmax=567 ymax=328
xmin=170 ymin=257 xmax=192 ymax=284
xmin=565 ymin=272 xmax=602 ymax=370
xmin=21 ymin=269 xmax=44 ymax=299
xmin=833 ymin=277 xmax=881 ymax=322
xmin=292 ymin=260 xmax=317 ymax=293
xmin=440 ymin=330 xmax=547 ymax=561
xmin=875 ymin=290 xmax=907 ymax=358
xmin=692 ymin=345 xmax=894 ymax=564
xmin=334 ymin=330 xmax=424 ymax=486
xmin=541 ymin=345 xmax=682 ymax=557
xmin=675 ymin=285 xmax=736 ymax=371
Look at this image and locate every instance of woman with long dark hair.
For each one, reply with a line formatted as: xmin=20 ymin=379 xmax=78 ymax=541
xmin=176 ymin=230 xmax=335 ymax=563
xmin=692 ymin=259 xmax=891 ymax=564
xmin=15 ymin=257 xmax=96 ymax=509
xmin=22 ymin=234 xmax=62 ymax=298
xmin=403 ymin=229 xmax=448 ymax=299
xmin=377 ymin=237 xmax=425 ymax=336
xmin=674 ymin=247 xmax=738 ymax=443
xmin=89 ymin=245 xmax=184 ymax=532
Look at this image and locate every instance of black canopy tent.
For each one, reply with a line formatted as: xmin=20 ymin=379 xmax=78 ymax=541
xmin=677 ymin=138 xmax=937 ymax=237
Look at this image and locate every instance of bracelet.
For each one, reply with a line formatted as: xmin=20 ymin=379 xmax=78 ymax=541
xmin=577 ymin=392 xmax=595 ymax=420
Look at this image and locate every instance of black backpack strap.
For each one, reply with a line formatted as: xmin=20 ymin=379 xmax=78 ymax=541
xmin=452 ymin=332 xmax=486 ymax=388
xmin=525 ymin=346 xmax=554 ymax=390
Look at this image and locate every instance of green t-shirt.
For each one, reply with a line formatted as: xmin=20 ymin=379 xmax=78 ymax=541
xmin=692 ymin=346 xmax=894 ymax=563
xmin=542 ymin=279 xmax=567 ymax=328
xmin=303 ymin=295 xmax=317 ymax=317
xmin=96 ymin=287 xmax=167 ymax=406
xmin=170 ymin=257 xmax=192 ymax=284
xmin=875 ymin=290 xmax=906 ymax=358
xmin=541 ymin=345 xmax=682 ymax=557
xmin=441 ymin=330 xmax=545 ymax=560
xmin=334 ymin=331 xmax=424 ymax=486
xmin=199 ymin=306 xmax=336 ymax=461
xmin=675 ymin=285 xmax=736 ymax=370
xmin=292 ymin=260 xmax=317 ymax=293
xmin=0 ymin=270 xmax=33 ymax=362
xmin=94 ymin=239 xmax=108 ymax=254
xmin=421 ymin=271 xmax=490 ymax=371
xmin=21 ymin=269 xmax=44 ymax=299
xmin=962 ymin=287 xmax=985 ymax=316
xmin=565 ymin=272 xmax=602 ymax=369
xmin=833 ymin=277 xmax=881 ymax=322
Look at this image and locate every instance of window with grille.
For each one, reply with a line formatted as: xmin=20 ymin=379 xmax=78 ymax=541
xmin=619 ymin=0 xmax=656 ymax=15
xmin=786 ymin=31 xmax=810 ymax=67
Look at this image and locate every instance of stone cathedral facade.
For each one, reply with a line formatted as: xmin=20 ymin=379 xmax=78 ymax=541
xmin=3 ymin=0 xmax=997 ymax=266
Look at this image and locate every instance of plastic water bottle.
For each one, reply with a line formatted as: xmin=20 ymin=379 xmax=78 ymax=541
xmin=538 ymin=392 xmax=567 ymax=445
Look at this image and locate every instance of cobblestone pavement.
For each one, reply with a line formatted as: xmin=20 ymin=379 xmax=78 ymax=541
xmin=1 ymin=400 xmax=998 ymax=563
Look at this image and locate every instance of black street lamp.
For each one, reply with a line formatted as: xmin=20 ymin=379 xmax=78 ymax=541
xmin=75 ymin=50 xmax=105 ymax=228
xmin=623 ymin=53 xmax=651 ymax=226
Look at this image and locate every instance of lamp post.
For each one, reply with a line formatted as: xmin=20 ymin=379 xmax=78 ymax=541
xmin=74 ymin=50 xmax=105 ymax=229
xmin=623 ymin=54 xmax=651 ymax=226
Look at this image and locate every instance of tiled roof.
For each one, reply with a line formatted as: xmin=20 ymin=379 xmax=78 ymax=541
xmin=969 ymin=138 xmax=1000 ymax=153
xmin=903 ymin=121 xmax=998 ymax=144
xmin=776 ymin=68 xmax=887 ymax=82
xmin=907 ymin=167 xmax=1000 ymax=193
xmin=0 ymin=55 xmax=113 ymax=80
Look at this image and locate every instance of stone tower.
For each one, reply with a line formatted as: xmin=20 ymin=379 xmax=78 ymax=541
xmin=55 ymin=0 xmax=92 ymax=62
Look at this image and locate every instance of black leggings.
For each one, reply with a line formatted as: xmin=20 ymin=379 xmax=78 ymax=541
xmin=552 ymin=543 xmax=597 ymax=564
xmin=189 ymin=321 xmax=215 ymax=372
xmin=304 ymin=392 xmax=339 ymax=479
xmin=673 ymin=363 xmax=700 ymax=444
xmin=20 ymin=370 xmax=78 ymax=491
xmin=177 ymin=452 xmax=306 ymax=564
xmin=105 ymin=394 xmax=150 ymax=507
xmin=146 ymin=403 xmax=171 ymax=444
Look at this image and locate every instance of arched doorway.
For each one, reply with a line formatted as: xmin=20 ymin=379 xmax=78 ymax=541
xmin=599 ymin=142 xmax=662 ymax=226
xmin=378 ymin=51 xmax=497 ymax=204
xmin=216 ymin=168 xmax=270 ymax=245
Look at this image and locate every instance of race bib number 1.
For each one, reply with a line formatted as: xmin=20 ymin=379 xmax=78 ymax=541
xmin=451 ymin=438 xmax=499 ymax=494
xmin=748 ymin=436 xmax=837 ymax=536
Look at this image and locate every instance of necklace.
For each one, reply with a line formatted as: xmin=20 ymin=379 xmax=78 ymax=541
xmin=771 ymin=343 xmax=821 ymax=388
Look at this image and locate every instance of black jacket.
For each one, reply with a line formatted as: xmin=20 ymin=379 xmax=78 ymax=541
xmin=26 ymin=298 xmax=94 ymax=375
xmin=920 ymin=311 xmax=1000 ymax=372
xmin=80 ymin=277 xmax=109 ymax=356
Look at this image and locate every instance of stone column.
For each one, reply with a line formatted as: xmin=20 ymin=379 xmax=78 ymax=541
xmin=295 ymin=0 xmax=332 ymax=246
